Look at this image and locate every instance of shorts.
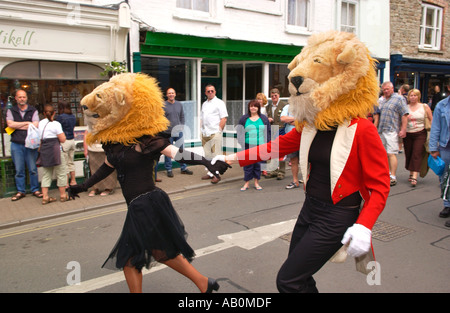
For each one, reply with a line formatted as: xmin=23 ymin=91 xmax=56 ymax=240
xmin=379 ymin=130 xmax=399 ymax=154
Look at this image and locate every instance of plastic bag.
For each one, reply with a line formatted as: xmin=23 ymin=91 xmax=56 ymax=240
xmin=428 ymin=155 xmax=445 ymax=176
xmin=25 ymin=124 xmax=40 ymax=149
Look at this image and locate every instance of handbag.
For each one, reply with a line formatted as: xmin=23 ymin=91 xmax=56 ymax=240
xmin=423 ymin=104 xmax=431 ymax=131
xmin=25 ymin=123 xmax=40 ymax=149
xmin=36 ymin=121 xmax=61 ymax=167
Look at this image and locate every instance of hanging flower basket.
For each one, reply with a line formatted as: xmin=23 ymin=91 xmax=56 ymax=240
xmin=100 ymin=61 xmax=128 ymax=78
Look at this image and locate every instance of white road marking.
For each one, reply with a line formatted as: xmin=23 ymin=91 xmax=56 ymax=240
xmin=45 ymin=219 xmax=296 ymax=293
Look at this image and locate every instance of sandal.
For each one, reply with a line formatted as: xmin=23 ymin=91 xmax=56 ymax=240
xmin=60 ymin=194 xmax=70 ymax=202
xmin=100 ymin=189 xmax=114 ymax=196
xmin=255 ymin=186 xmax=263 ymax=190
xmin=11 ymin=192 xmax=26 ymax=201
xmin=88 ymin=190 xmax=98 ymax=197
xmin=240 ymin=186 xmax=248 ymax=191
xmin=32 ymin=191 xmax=43 ymax=198
xmin=42 ymin=197 xmax=56 ymax=205
xmin=410 ymin=178 xmax=417 ymax=187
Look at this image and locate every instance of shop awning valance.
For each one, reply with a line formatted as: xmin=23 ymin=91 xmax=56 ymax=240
xmin=141 ymin=32 xmax=302 ymax=63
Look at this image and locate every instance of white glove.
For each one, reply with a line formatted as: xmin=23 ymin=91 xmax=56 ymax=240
xmin=211 ymin=155 xmax=226 ymax=165
xmin=341 ymin=224 xmax=372 ymax=257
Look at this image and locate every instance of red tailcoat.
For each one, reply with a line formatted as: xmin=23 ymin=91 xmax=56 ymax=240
xmin=236 ymin=118 xmax=390 ymax=230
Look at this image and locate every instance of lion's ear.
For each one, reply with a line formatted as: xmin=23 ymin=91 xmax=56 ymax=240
xmin=288 ymin=57 xmax=299 ymax=71
xmin=113 ymin=88 xmax=126 ymax=106
xmin=336 ymin=43 xmax=356 ymax=65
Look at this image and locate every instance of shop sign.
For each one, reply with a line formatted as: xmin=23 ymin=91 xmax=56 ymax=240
xmin=0 ymin=28 xmax=35 ymax=48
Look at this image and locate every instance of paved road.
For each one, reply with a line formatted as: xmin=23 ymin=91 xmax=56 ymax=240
xmin=0 ymin=153 xmax=449 ymax=293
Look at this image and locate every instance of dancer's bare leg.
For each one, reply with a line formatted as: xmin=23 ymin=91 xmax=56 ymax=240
xmin=123 ymin=264 xmax=143 ymax=293
xmin=163 ymin=254 xmax=209 ymax=292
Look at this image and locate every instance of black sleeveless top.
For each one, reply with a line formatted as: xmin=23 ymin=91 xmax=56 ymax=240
xmin=103 ymin=135 xmax=170 ymax=204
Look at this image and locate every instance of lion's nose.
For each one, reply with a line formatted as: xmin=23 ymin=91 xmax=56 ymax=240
xmin=291 ymin=76 xmax=304 ymax=89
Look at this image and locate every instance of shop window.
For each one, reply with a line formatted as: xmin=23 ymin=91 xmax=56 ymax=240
xmin=269 ymin=64 xmax=290 ymax=98
xmin=1 ymin=60 xmax=104 ymax=80
xmin=225 ymin=63 xmax=263 ymax=126
xmin=419 ymin=3 xmax=443 ymax=50
xmin=1 ymin=61 xmax=40 ymax=79
xmin=41 ymin=62 xmax=76 ymax=80
xmin=394 ymin=71 xmax=416 ymax=93
xmin=141 ymin=56 xmax=199 ymax=141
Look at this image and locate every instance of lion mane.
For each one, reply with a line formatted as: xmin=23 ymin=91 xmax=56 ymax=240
xmin=81 ymin=73 xmax=169 ymax=146
xmin=287 ymin=31 xmax=379 ymax=131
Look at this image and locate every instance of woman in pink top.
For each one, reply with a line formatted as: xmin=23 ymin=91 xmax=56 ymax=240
xmin=403 ymin=89 xmax=433 ymax=187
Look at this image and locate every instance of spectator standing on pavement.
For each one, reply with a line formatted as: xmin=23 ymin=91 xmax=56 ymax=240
xmin=200 ymin=84 xmax=228 ymax=184
xmin=56 ymin=101 xmax=77 ymax=187
xmin=403 ymin=89 xmax=433 ymax=187
xmin=162 ymin=88 xmax=193 ymax=177
xmin=377 ymin=81 xmax=409 ymax=186
xmin=264 ymin=88 xmax=288 ymax=180
xmin=6 ymin=89 xmax=42 ymax=201
xmin=39 ymin=104 xmax=68 ymax=204
xmin=280 ymin=104 xmax=303 ymax=189
xmin=429 ymin=79 xmax=450 ymax=227
xmin=256 ymin=92 xmax=268 ymax=116
xmin=237 ymin=99 xmax=270 ymax=191
xmin=256 ymin=92 xmax=269 ymax=176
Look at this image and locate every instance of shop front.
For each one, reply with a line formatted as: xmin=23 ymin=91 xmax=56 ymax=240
xmin=0 ymin=0 xmax=130 ymax=197
xmin=390 ymin=53 xmax=450 ymax=106
xmin=135 ymin=32 xmax=302 ymax=154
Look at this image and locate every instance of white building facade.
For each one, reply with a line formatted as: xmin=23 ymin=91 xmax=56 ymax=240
xmin=126 ymin=0 xmax=390 ymax=150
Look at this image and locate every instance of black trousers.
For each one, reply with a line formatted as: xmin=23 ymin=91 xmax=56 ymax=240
xmin=276 ymin=195 xmax=360 ymax=293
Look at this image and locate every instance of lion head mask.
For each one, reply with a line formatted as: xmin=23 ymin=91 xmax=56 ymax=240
xmin=287 ymin=31 xmax=379 ymax=130
xmin=81 ymin=73 xmax=169 ymax=146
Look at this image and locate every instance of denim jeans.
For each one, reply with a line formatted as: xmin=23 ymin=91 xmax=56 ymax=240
xmin=10 ymin=142 xmax=40 ymax=193
xmin=164 ymin=135 xmax=187 ymax=172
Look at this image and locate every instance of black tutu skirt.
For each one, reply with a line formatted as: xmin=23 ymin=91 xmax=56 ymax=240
xmin=102 ymin=188 xmax=195 ymax=272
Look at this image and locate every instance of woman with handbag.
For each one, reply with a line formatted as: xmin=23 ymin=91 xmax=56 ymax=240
xmin=403 ymin=89 xmax=433 ymax=187
xmin=38 ymin=104 xmax=68 ymax=204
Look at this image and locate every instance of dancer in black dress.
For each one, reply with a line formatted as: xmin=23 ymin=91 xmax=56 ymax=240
xmin=69 ymin=136 xmax=228 ymax=292
xmin=68 ymin=73 xmax=230 ymax=293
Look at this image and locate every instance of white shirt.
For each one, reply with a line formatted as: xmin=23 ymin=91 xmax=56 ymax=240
xmin=201 ymin=96 xmax=228 ymax=136
xmin=39 ymin=119 xmax=63 ymax=139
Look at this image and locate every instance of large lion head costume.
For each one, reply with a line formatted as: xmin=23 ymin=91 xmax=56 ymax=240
xmin=288 ymin=31 xmax=379 ymax=130
xmin=81 ymin=73 xmax=169 ymax=145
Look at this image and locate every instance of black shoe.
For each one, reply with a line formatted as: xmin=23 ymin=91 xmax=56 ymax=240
xmin=167 ymin=171 xmax=174 ymax=178
xmin=205 ymin=278 xmax=220 ymax=293
xmin=445 ymin=220 xmax=450 ymax=228
xmin=181 ymin=169 xmax=193 ymax=175
xmin=439 ymin=207 xmax=450 ymax=218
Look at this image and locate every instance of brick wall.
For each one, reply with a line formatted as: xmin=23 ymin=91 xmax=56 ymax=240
xmin=391 ymin=0 xmax=450 ymax=59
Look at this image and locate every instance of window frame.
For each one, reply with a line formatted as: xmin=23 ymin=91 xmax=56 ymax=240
xmin=419 ymin=3 xmax=443 ymax=51
xmin=224 ymin=0 xmax=282 ymax=15
xmin=173 ymin=0 xmax=220 ymax=24
xmin=285 ymin=0 xmax=312 ymax=35
xmin=337 ymin=0 xmax=358 ymax=34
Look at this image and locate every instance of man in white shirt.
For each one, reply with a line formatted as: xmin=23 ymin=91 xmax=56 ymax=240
xmin=200 ymin=84 xmax=228 ymax=183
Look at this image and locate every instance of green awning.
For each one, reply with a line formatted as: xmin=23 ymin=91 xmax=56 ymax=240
xmin=140 ymin=32 xmax=302 ymax=63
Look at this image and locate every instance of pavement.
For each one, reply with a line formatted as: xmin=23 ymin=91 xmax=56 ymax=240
xmin=0 ymin=164 xmax=246 ymax=229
